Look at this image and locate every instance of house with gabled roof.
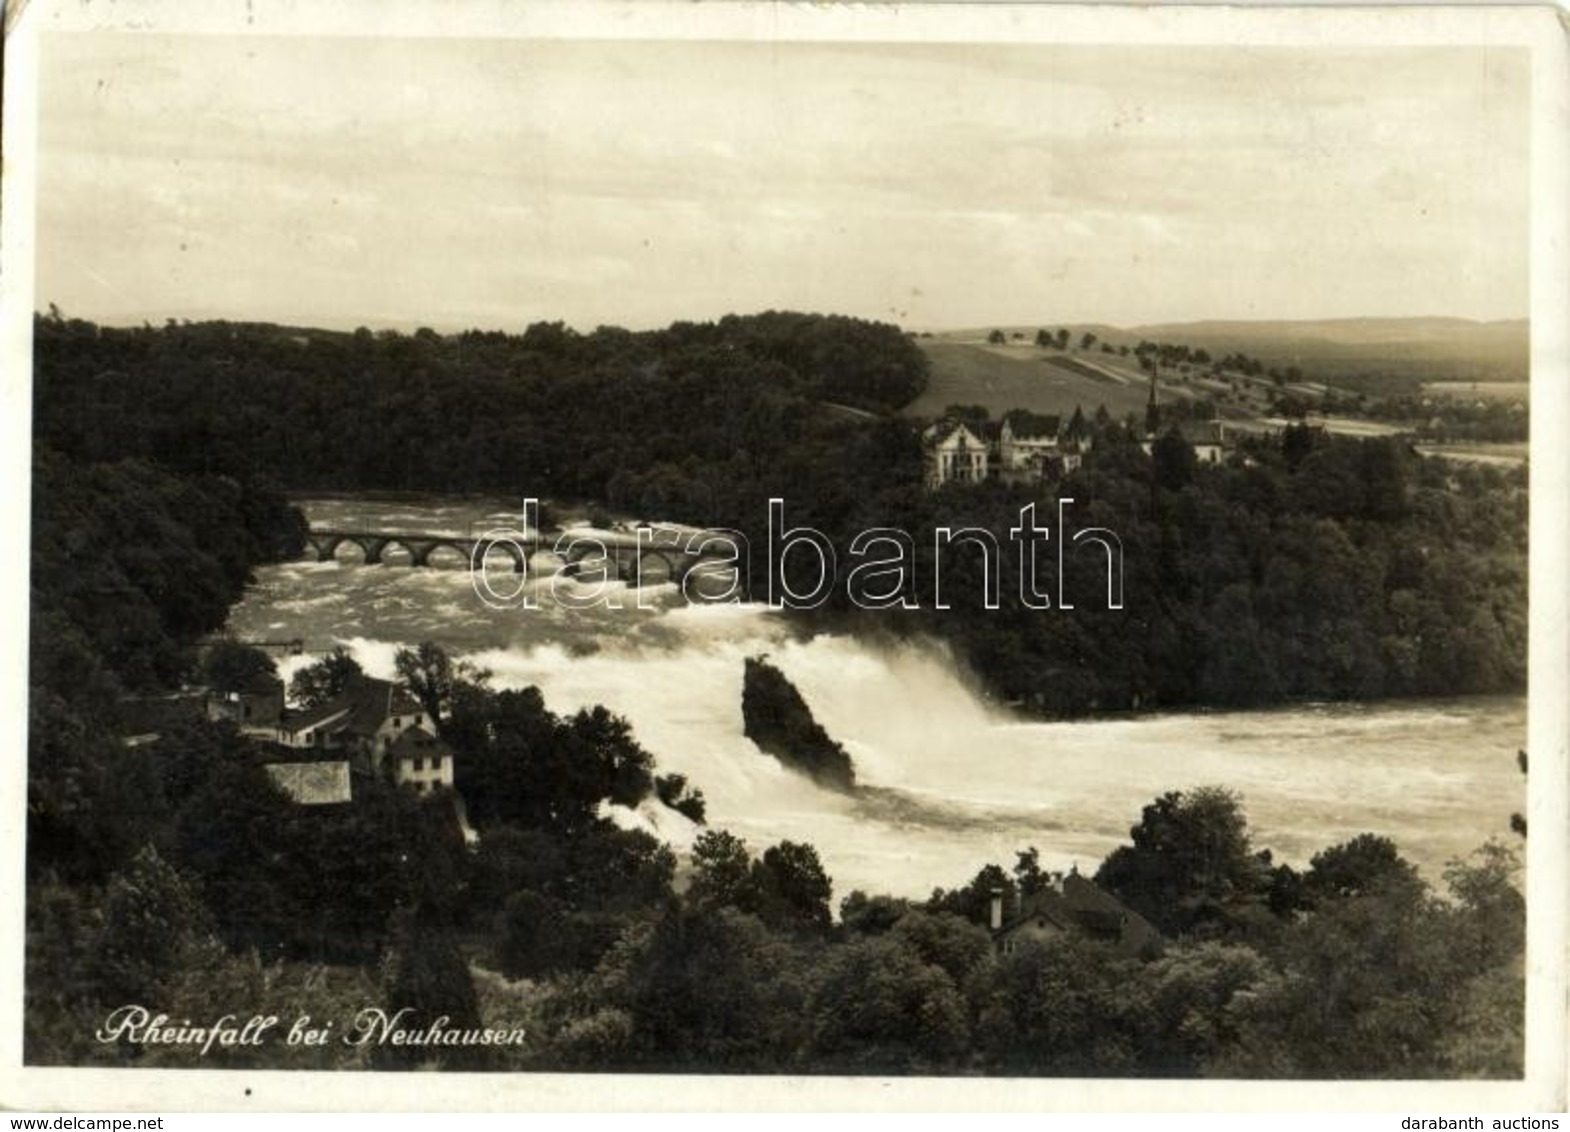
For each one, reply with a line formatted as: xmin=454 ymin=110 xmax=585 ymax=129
xmin=1141 ymin=419 xmax=1232 ymax=466
xmin=387 ymin=724 xmax=455 ymax=795
xmin=999 ymin=410 xmax=1060 ymax=469
xmin=998 ymin=409 xmax=1088 ymax=481
xmin=924 ymin=409 xmax=1093 ymax=489
xmin=275 ymin=696 xmax=356 ymax=752
xmin=990 ymin=869 xmax=1163 ymax=959
xmin=275 ymin=675 xmax=439 ymax=781
xmin=922 ymin=419 xmax=992 ymax=488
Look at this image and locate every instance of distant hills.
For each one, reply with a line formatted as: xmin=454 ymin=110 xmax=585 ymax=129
xmin=1125 ymin=318 xmax=1527 ymax=387
xmin=927 ymin=317 xmax=1528 ymax=395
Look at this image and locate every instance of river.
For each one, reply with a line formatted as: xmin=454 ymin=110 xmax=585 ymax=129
xmin=222 ymin=495 xmax=1527 ymax=901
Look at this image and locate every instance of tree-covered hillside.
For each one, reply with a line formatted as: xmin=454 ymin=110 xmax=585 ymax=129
xmin=25 ymin=309 xmax=1527 ymax=1076
xmin=32 ymin=312 xmax=1526 ymax=716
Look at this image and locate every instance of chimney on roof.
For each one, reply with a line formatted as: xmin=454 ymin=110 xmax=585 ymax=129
xmin=988 ymin=886 xmax=1004 ymax=932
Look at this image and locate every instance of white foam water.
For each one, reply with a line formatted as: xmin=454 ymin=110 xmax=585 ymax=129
xmin=228 ymin=502 xmax=1527 ymax=902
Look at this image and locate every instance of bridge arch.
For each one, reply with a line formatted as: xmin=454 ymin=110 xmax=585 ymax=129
xmin=378 ymin=539 xmax=416 ymax=566
xmin=632 ymin=549 xmax=677 ymax=586
xmin=421 ymin=541 xmax=471 ymax=569
xmin=470 ymin=536 xmax=528 ymax=575
xmin=329 ymin=537 xmax=370 ymax=566
xmin=305 ymin=535 xmax=340 ymax=563
xmin=303 ymin=527 xmax=537 ymax=573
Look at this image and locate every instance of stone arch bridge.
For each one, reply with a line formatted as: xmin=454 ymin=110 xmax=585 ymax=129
xmin=303 ymin=527 xmax=734 ymax=586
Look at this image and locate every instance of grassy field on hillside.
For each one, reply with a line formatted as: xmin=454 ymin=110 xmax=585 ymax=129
xmin=905 ymin=340 xmax=1156 ymax=420
xmin=1422 ymin=381 xmax=1531 ymax=403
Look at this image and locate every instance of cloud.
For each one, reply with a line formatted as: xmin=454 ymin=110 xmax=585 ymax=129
xmin=34 ymin=35 xmax=1530 ymax=329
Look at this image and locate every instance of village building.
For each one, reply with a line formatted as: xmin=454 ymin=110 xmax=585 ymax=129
xmin=989 ymin=869 xmax=1163 ymax=959
xmin=388 ymin=724 xmax=456 ymax=794
xmin=922 ymin=420 xmax=991 ymax=488
xmin=1140 ymin=419 xmax=1231 ymax=465
xmin=274 ymin=697 xmax=356 ymax=752
xmin=999 ymin=410 xmax=1088 ymax=482
xmin=206 ymin=672 xmax=286 ymax=736
xmin=998 ymin=410 xmax=1059 ymax=473
xmin=273 ymin=675 xmax=454 ymax=787
xmin=924 ymin=411 xmax=1090 ymax=488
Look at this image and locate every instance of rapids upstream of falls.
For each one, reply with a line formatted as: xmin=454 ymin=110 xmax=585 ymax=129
xmin=221 ymin=495 xmax=1527 ymax=901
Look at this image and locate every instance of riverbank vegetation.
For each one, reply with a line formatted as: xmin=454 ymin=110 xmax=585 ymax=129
xmin=34 ymin=312 xmax=1526 ymax=716
xmin=29 ymin=633 xmax=1525 ymax=1075
xmin=26 ymin=310 xmax=1527 ymax=1075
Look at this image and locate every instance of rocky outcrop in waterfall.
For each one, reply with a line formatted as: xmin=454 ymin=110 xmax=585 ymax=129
xmin=741 ymin=655 xmax=856 ymax=793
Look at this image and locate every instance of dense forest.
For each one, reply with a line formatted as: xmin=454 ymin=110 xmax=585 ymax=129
xmin=886 ymin=416 xmax=1526 ymax=713
xmin=26 ymin=309 xmax=1527 ymax=1075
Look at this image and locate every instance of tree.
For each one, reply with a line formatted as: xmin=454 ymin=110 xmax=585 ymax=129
xmin=495 ymin=890 xmax=575 ymax=977
xmin=452 ymin=685 xmax=653 ymax=833
xmin=1151 ymin=428 xmax=1197 ymax=492
xmin=839 ymin=890 xmax=911 ymax=935
xmin=1357 ymin=437 xmax=1410 ymax=521
xmin=1140 ymin=941 xmax=1267 ymax=1074
xmin=377 ymin=910 xmax=485 ymax=1069
xmin=927 ymin=862 xmax=1017 ymax=928
xmin=1443 ymin=840 xmax=1525 ymax=975
xmin=976 ymin=933 xmax=1148 ymax=1074
xmin=582 ymin=904 xmax=807 ymax=1071
xmin=1080 ymin=332 xmax=1098 ymax=351
xmin=686 ymin=829 xmax=758 ymax=913
xmin=566 ymin=705 xmax=655 ymax=809
xmin=201 ymin=641 xmax=277 ymax=693
xmin=1439 ymin=965 xmax=1524 ymax=1077
xmin=93 ymin=846 xmax=210 ymax=1004
xmin=987 ymin=329 xmax=1007 ymax=345
xmin=1014 ymin=846 xmax=1049 ymax=897
xmin=1281 ymin=421 xmax=1318 ymax=469
xmin=889 ymin=908 xmax=994 ymax=985
xmin=450 ymin=685 xmax=559 ymax=827
xmin=1095 ymin=787 xmax=1264 ymax=936
xmin=755 ymin=840 xmax=833 ymax=933
xmin=172 ymin=761 xmax=301 ymax=957
xmin=654 ymin=773 xmax=707 ymax=824
xmin=1219 ymin=875 xmax=1467 ymax=1077
xmin=1303 ymin=833 xmax=1420 ymax=904
xmin=804 ymin=935 xmax=968 ymax=1071
xmin=394 ymin=641 xmax=489 ymax=734
xmin=288 ymin=645 xmax=362 ymax=708
xmin=1065 ymin=405 xmax=1088 ymax=442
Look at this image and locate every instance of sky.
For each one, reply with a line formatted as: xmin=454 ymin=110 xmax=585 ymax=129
xmin=33 ymin=31 xmax=1530 ymax=333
